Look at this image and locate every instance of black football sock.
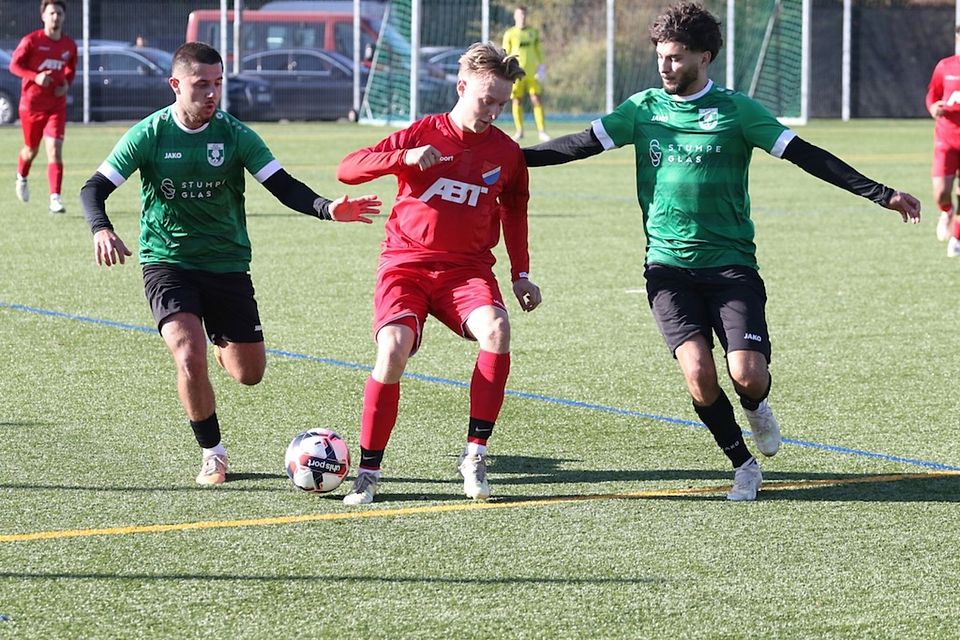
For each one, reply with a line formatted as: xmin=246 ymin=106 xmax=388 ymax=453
xmin=189 ymin=413 xmax=221 ymax=449
xmin=737 ymin=374 xmax=772 ymax=412
xmin=358 ymin=447 xmax=385 ymax=471
xmin=693 ymin=392 xmax=752 ymax=468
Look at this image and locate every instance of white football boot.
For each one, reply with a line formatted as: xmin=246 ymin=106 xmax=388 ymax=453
xmin=948 ymin=237 xmax=960 ymax=258
xmin=196 ymin=453 xmax=228 ymax=486
xmin=744 ymin=399 xmax=781 ymax=457
xmin=49 ymin=193 xmax=66 ymax=214
xmin=937 ymin=211 xmax=954 ymax=242
xmin=15 ymin=176 xmax=28 ymax=203
xmin=726 ymin=458 xmax=762 ymax=501
xmin=342 ymin=470 xmax=380 ymax=505
xmin=457 ymin=452 xmax=491 ymax=500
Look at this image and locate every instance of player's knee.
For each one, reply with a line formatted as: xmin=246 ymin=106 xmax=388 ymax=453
xmin=474 ymin=315 xmax=510 ymax=351
xmin=174 ymin=347 xmax=209 ymax=382
xmin=686 ymin=374 xmax=720 ymax=406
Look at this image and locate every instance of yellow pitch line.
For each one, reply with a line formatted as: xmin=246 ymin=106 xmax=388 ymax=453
xmin=2 ymin=472 xmax=955 ymax=544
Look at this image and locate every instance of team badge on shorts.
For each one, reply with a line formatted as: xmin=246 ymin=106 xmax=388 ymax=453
xmin=207 ymin=143 xmax=225 ymax=167
xmin=481 ymin=162 xmax=501 ymax=185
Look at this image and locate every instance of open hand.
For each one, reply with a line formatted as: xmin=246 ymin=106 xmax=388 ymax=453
xmin=329 ymin=194 xmax=382 ymax=224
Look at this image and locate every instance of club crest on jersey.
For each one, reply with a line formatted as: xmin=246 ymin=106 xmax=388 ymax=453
xmin=480 ymin=162 xmax=501 ymax=186
xmin=207 ymin=143 xmax=224 ymax=167
xmin=698 ymin=108 xmax=719 ymax=131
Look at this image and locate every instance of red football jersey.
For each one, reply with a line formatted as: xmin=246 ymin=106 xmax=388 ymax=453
xmin=9 ymin=29 xmax=77 ymax=113
xmin=338 ymin=113 xmax=530 ymax=280
xmin=927 ymin=55 xmax=960 ymax=147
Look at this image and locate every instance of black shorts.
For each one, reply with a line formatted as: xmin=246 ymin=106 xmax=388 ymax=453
xmin=142 ymin=263 xmax=264 ymax=344
xmin=644 ymin=263 xmax=770 ymax=362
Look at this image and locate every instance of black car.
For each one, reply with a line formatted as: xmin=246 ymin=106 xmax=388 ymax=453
xmin=0 ymin=49 xmax=21 ymax=125
xmin=66 ymin=44 xmax=273 ymax=122
xmin=239 ymin=48 xmax=365 ymax=121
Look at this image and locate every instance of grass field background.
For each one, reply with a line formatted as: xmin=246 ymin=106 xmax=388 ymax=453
xmin=2 ymin=117 xmax=959 ymax=638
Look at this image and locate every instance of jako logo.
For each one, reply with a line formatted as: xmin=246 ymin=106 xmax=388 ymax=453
xmin=419 ymin=178 xmax=489 ymax=207
xmin=743 ymin=332 xmax=763 ymax=342
xmin=164 ymin=152 xmax=182 ymax=159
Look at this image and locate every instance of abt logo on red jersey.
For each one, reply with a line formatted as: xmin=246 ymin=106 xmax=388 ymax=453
xmin=37 ymin=58 xmax=67 ymax=72
xmin=419 ymin=178 xmax=489 ymax=207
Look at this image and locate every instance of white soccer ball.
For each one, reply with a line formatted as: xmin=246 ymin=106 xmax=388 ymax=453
xmin=284 ymin=428 xmax=351 ymax=493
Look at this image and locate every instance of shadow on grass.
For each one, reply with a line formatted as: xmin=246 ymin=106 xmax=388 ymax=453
xmin=2 ymin=455 xmax=956 ymax=502
xmin=0 ymin=571 xmax=661 ymax=585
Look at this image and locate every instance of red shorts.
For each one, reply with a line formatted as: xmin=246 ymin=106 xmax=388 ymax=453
xmin=19 ymin=105 xmax=67 ymax=149
xmin=372 ymin=263 xmax=506 ymax=355
xmin=932 ymin=137 xmax=960 ymax=178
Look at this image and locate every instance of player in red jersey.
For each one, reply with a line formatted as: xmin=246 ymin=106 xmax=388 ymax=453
xmin=926 ymin=25 xmax=960 ymax=255
xmin=9 ymin=0 xmax=77 ymax=214
xmin=336 ymin=42 xmax=542 ymax=505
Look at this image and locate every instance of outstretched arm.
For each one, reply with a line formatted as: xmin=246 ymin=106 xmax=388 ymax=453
xmin=781 ymin=137 xmax=921 ymax=223
xmin=522 ymin=127 xmax=605 ymax=167
xmin=261 ymin=169 xmax=381 ymax=223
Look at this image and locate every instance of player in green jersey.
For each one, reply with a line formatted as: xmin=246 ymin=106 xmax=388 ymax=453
xmin=79 ymin=42 xmax=381 ymax=486
xmin=522 ymin=2 xmax=921 ymax=501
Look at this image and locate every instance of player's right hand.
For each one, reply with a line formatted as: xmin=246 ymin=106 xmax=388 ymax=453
xmin=93 ymin=229 xmax=132 ymax=267
xmin=34 ymin=71 xmax=51 ymax=88
xmin=405 ymin=145 xmax=442 ymax=171
xmin=930 ymin=100 xmax=946 ymax=119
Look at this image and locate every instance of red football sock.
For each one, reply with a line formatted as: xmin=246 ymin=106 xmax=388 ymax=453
xmin=17 ymin=156 xmax=32 ymax=179
xmin=469 ymin=350 xmax=511 ymax=428
xmin=953 ymin=218 xmax=960 ymax=241
xmin=939 ymin=202 xmax=954 ymax=214
xmin=359 ymin=377 xmax=400 ymax=455
xmin=48 ymin=162 xmax=63 ymax=195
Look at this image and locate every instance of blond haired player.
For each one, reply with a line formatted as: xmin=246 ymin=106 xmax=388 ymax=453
xmin=337 ymin=42 xmax=541 ymax=505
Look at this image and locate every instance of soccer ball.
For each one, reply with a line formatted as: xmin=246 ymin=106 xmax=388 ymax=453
xmin=284 ymin=428 xmax=351 ymax=493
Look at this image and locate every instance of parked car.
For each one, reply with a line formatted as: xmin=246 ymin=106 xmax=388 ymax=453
xmin=66 ymin=44 xmax=273 ymax=122
xmin=420 ymin=46 xmax=465 ymax=84
xmin=0 ymin=49 xmax=21 ymax=125
xmin=239 ymin=47 xmax=364 ymax=121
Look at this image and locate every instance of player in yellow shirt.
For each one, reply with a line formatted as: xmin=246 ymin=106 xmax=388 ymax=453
xmin=502 ymin=5 xmax=549 ymax=141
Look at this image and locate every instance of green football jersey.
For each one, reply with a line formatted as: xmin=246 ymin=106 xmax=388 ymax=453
xmin=594 ymin=80 xmax=795 ymax=269
xmin=99 ymin=106 xmax=280 ymax=272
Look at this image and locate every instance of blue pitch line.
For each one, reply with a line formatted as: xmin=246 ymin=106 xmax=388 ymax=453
xmin=5 ymin=300 xmax=960 ymax=473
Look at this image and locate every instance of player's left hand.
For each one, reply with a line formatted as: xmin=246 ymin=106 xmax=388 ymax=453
xmin=535 ymin=64 xmax=546 ymax=82
xmin=513 ymin=278 xmax=542 ymax=312
xmin=884 ymin=191 xmax=921 ymax=224
xmin=328 ymin=194 xmax=382 ymax=224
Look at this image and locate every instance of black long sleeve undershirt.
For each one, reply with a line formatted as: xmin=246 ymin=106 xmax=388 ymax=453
xmin=780 ymin=136 xmax=895 ymax=206
xmin=522 ymin=127 xmax=604 ymax=167
xmin=80 ymin=168 xmax=335 ymax=236
xmin=261 ymin=168 xmax=333 ymax=220
xmin=522 ymin=127 xmax=896 ymax=207
xmin=80 ymin=172 xmax=117 ymax=235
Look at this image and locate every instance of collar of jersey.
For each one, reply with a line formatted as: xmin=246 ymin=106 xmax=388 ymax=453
xmin=171 ymin=107 xmax=212 ymax=134
xmin=668 ymin=79 xmax=713 ymax=103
